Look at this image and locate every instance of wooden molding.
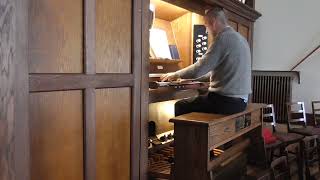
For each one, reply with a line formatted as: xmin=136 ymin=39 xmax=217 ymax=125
xmin=204 ymin=0 xmax=261 ymax=22
xmin=29 ymin=74 xmax=134 ymax=92
xmin=132 ymin=0 xmax=143 ymax=178
xmin=162 ymin=0 xmax=261 ymax=22
xmin=84 ymin=0 xmax=96 ymax=179
xmin=14 ymin=0 xmax=30 ymax=179
xmin=150 ymin=59 xmax=181 ymax=64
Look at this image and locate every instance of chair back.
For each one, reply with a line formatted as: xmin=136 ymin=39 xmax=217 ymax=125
xmin=286 ymin=102 xmax=307 ymax=130
xmin=312 ymin=101 xmax=320 ymax=126
xmin=270 ymin=156 xmax=290 ymax=180
xmin=263 ymin=104 xmax=277 ymax=132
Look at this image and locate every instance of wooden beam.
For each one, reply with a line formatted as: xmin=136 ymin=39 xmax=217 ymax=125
xmin=207 ymin=139 xmax=250 ymax=170
xmin=84 ymin=0 xmax=96 ymax=75
xmin=83 ymin=0 xmax=96 ymax=180
xmin=14 ymin=0 xmax=30 ymax=179
xmin=29 ymin=74 xmax=134 ymax=92
xmin=291 ymin=44 xmax=320 ymax=71
xmin=132 ymin=0 xmax=143 ymax=179
xmin=140 ymin=0 xmax=151 ymax=179
xmin=84 ymin=88 xmax=96 ymax=180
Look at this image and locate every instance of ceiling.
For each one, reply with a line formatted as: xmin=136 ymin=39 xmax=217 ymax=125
xmin=150 ymin=0 xmax=189 ymax=21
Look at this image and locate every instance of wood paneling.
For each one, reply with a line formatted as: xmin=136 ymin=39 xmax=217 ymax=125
xmin=191 ymin=13 xmax=204 ymax=25
xmin=203 ymin=0 xmax=261 ymax=22
xmin=84 ymin=0 xmax=97 ymax=178
xmin=0 ymin=0 xmax=16 ymax=179
xmin=229 ymin=20 xmax=238 ymax=31
xmin=151 ymin=0 xmax=189 ymax=21
xmin=29 ymin=74 xmax=134 ymax=92
xmin=29 ymin=91 xmax=83 ymax=180
xmin=132 ymin=0 xmax=144 ymax=178
xmin=14 ymin=0 xmax=30 ymax=179
xmin=96 ymin=0 xmax=132 ymax=73
xmin=153 ymin=18 xmax=176 ymax=45
xmin=29 ymin=0 xmax=83 ymax=73
xmin=171 ymin=13 xmax=192 ymax=68
xmin=140 ymin=0 xmax=150 ymax=178
xmin=238 ymin=24 xmax=249 ymax=41
xmin=96 ymin=88 xmax=131 ymax=180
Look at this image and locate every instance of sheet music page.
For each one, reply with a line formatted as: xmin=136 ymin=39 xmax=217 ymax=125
xmin=150 ymin=28 xmax=172 ymax=59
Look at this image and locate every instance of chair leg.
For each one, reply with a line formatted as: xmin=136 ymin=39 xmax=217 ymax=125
xmin=301 ymin=139 xmax=310 ymax=180
xmin=269 ymin=148 xmax=275 ymax=165
xmin=294 ymin=143 xmax=304 ymax=180
xmin=302 ymin=136 xmax=319 ymax=180
xmin=317 ymin=138 xmax=320 ymax=174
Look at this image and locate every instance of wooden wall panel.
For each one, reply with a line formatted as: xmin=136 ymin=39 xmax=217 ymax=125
xmin=0 ymin=0 xmax=15 ymax=179
xmin=171 ymin=13 xmax=192 ymax=68
xmin=96 ymin=0 xmax=132 ymax=73
xmin=153 ymin=18 xmax=176 ymax=45
xmin=151 ymin=0 xmax=189 ymax=21
xmin=238 ymin=24 xmax=249 ymax=41
xmin=229 ymin=20 xmax=238 ymax=31
xmin=29 ymin=91 xmax=83 ymax=180
xmin=96 ymin=88 xmax=131 ymax=180
xmin=28 ymin=0 xmax=83 ymax=73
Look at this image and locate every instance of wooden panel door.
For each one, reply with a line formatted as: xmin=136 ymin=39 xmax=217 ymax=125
xmin=96 ymin=88 xmax=131 ymax=180
xmin=27 ymin=0 xmax=148 ymax=180
xmin=29 ymin=0 xmax=83 ymax=73
xmin=30 ymin=91 xmax=84 ymax=180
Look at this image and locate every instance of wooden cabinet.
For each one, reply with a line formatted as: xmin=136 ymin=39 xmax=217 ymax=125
xmin=151 ymin=0 xmax=260 ymax=69
xmin=27 ymin=0 xmax=147 ymax=179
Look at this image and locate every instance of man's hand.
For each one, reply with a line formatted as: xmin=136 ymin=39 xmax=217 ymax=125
xmin=160 ymin=72 xmax=179 ymax=82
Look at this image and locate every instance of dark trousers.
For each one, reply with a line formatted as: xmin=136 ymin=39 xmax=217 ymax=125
xmin=175 ymin=92 xmax=247 ymax=116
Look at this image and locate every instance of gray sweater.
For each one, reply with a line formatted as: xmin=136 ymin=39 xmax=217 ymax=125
xmin=175 ymin=26 xmax=252 ymax=99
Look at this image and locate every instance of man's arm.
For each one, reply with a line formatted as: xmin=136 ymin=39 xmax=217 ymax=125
xmin=194 ymin=72 xmax=211 ymax=82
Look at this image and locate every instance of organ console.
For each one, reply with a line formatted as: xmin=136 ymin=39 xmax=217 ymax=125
xmin=147 ymin=0 xmax=263 ymax=179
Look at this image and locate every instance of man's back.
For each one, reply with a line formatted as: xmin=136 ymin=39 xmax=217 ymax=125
xmin=208 ymin=27 xmax=252 ymax=98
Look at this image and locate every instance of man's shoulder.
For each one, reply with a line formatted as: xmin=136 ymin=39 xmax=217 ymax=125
xmin=219 ymin=29 xmax=242 ymax=45
xmin=222 ymin=28 xmax=241 ymax=38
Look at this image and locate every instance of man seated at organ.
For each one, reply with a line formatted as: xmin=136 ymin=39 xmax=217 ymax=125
xmin=161 ymin=6 xmax=252 ymax=116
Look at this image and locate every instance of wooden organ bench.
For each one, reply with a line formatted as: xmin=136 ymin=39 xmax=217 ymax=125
xmin=148 ymin=103 xmax=267 ymax=180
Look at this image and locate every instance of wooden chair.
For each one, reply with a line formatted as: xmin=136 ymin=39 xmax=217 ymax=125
xmin=264 ymin=104 xmax=304 ymax=146
xmin=270 ymin=156 xmax=290 ymax=180
xmin=287 ymin=102 xmax=320 ymax=136
xmin=263 ymin=104 xmax=284 ymax=164
xmin=312 ymin=101 xmax=320 ymax=127
xmin=287 ymin=102 xmax=320 ymax=179
xmin=263 ymin=104 xmax=304 ymax=179
xmin=302 ymin=135 xmax=320 ymax=180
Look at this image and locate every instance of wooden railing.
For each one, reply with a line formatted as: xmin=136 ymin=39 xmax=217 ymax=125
xmin=291 ymin=44 xmax=320 ymax=71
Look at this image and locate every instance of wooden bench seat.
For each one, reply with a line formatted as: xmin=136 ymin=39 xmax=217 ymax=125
xmin=169 ymin=103 xmax=267 ymax=180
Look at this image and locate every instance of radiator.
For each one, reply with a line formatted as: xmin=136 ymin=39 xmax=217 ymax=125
xmin=252 ymin=71 xmax=298 ymax=123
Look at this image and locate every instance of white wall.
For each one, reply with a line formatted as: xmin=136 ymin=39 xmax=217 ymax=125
xmin=253 ymin=0 xmax=320 ymax=112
